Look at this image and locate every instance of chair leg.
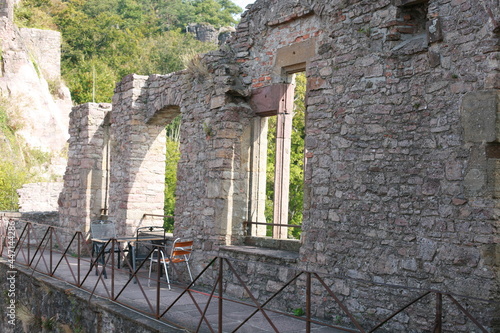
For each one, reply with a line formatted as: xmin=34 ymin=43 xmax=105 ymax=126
xmin=148 ymin=250 xmax=171 ymax=289
xmin=163 ymin=260 xmax=171 ymax=290
xmin=186 ymin=262 xmax=193 ymax=285
xmin=148 ymin=251 xmax=154 ymax=287
xmin=93 ymin=244 xmax=107 ymax=279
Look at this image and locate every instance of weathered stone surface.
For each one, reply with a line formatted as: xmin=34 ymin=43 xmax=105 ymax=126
xmin=17 ymin=182 xmax=63 ymax=212
xmin=461 ymin=90 xmax=500 ymax=143
xmin=57 ymin=0 xmax=500 ymax=331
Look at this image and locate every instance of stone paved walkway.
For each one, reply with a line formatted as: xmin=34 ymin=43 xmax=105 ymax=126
xmin=13 ymin=248 xmax=348 ymax=333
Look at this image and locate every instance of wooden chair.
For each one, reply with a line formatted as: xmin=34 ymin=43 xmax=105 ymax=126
xmin=148 ymin=238 xmax=193 ymax=289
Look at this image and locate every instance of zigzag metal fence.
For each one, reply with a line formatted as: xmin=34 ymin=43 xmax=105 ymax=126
xmin=0 ymin=218 xmax=495 ymax=332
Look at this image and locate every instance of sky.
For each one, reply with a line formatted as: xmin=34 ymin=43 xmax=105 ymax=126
xmin=233 ymin=0 xmax=256 ymax=11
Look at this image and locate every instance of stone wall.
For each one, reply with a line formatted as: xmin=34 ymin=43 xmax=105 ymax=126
xmin=58 ymin=103 xmax=111 ymax=232
xmin=109 ymin=75 xmax=168 ymax=235
xmin=17 ymin=182 xmax=63 ymax=212
xmin=59 ymin=0 xmax=500 ymax=330
xmin=19 ymin=28 xmax=61 ymax=80
xmin=0 ymin=260 xmax=175 ymax=333
xmin=0 ymin=0 xmax=71 ymax=161
xmin=0 ymin=0 xmax=13 ymax=20
xmin=186 ymin=23 xmax=219 ymax=43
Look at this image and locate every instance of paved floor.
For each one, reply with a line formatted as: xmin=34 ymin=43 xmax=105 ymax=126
xmin=11 ymin=247 xmax=349 ymax=332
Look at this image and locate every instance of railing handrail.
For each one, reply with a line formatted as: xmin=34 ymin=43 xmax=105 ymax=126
xmin=243 ymin=220 xmax=302 ymax=228
xmin=1 ymin=219 xmax=495 ymax=333
xmin=142 ymin=214 xmax=174 ymax=219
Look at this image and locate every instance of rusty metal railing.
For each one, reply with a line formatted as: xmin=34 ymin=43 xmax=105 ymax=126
xmin=244 ymin=220 xmax=302 ymax=229
xmin=0 ymin=218 xmax=495 ymax=332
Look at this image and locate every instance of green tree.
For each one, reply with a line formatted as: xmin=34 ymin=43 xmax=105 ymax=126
xmin=11 ymin=0 xmax=243 ymax=218
xmin=0 ymin=161 xmax=29 ymax=211
xmin=0 ymin=103 xmax=47 ymax=210
xmin=164 ymin=116 xmax=182 ymax=231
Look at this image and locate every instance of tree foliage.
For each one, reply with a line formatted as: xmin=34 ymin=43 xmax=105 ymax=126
xmin=15 ymin=0 xmax=242 ymax=104
xmin=0 ymin=103 xmax=48 ymax=210
xmin=164 ymin=115 xmax=182 ymax=231
xmin=7 ymin=0 xmax=243 ymax=214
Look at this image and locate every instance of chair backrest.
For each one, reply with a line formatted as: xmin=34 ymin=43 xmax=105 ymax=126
xmin=90 ymin=220 xmax=117 ymax=239
xmin=170 ymin=238 xmax=193 ymax=262
xmin=136 ymin=226 xmax=165 ymax=242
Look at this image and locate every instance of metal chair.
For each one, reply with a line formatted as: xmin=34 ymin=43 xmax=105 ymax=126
xmin=133 ymin=226 xmax=166 ymax=270
xmin=90 ymin=220 xmax=125 ymax=278
xmin=148 ymin=238 xmax=193 ymax=289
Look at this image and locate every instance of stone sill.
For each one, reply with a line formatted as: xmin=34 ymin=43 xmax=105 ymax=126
xmin=219 ymin=245 xmax=299 ymax=263
xmin=244 ymin=236 xmax=301 ymax=252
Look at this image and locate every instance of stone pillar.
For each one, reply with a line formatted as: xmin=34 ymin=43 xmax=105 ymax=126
xmin=109 ymin=74 xmax=166 ymax=235
xmin=273 ymin=84 xmax=295 ymax=239
xmin=246 ymin=117 xmax=268 ymax=237
xmin=0 ymin=0 xmax=13 ymax=21
xmin=58 ymin=103 xmax=111 ymax=232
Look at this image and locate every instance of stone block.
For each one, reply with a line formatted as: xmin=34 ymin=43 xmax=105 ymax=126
xmin=427 ymin=17 xmax=443 ymax=44
xmin=461 ymin=90 xmax=500 ymax=142
xmin=275 ymin=38 xmax=316 ymax=71
xmin=392 ymin=0 xmax=428 ymax=7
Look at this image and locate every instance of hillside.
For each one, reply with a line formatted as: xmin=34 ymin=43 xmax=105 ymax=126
xmin=15 ymin=0 xmax=242 ymax=104
xmin=0 ymin=0 xmax=243 ymax=210
xmin=0 ymin=3 xmax=71 ymax=210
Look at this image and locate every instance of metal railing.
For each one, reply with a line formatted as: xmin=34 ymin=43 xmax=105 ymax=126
xmin=0 ymin=218 xmax=495 ymax=332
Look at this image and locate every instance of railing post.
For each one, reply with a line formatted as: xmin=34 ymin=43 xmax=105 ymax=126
xmin=434 ymin=292 xmax=442 ymax=333
xmin=49 ymin=227 xmax=53 ymax=275
xmin=111 ymin=239 xmax=115 ymax=300
xmin=219 ymin=258 xmax=223 ymax=333
xmin=306 ymin=272 xmax=311 ymax=333
xmin=77 ymin=232 xmax=81 ymax=285
xmin=27 ymin=223 xmax=31 ymax=264
xmin=156 ymin=245 xmax=161 ymax=319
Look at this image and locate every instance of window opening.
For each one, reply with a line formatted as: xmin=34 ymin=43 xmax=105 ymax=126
xmin=164 ymin=115 xmax=181 ymax=232
xmin=264 ymin=72 xmax=306 ymax=240
xmin=388 ymin=0 xmax=429 ymax=42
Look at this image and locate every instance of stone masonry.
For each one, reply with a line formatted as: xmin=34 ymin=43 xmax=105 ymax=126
xmin=17 ymin=182 xmax=63 ymax=212
xmin=58 ymin=0 xmax=500 ymax=331
xmin=58 ymin=103 xmax=111 ymax=233
xmin=18 ymin=27 xmax=62 ymax=80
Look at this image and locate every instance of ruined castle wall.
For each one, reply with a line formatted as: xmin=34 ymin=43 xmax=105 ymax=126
xmin=0 ymin=0 xmax=13 ymax=20
xmin=227 ymin=0 xmax=498 ymax=330
xmin=19 ymin=28 xmax=61 ymax=80
xmin=58 ymin=103 xmax=111 ymax=232
xmin=109 ymin=75 xmax=168 ymax=235
xmin=17 ymin=182 xmax=63 ymax=212
xmin=198 ymin=0 xmax=498 ymax=330
xmin=60 ymin=0 xmax=499 ymax=330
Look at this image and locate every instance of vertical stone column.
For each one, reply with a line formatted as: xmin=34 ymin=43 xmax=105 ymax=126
xmin=273 ymin=84 xmax=295 ymax=239
xmin=246 ymin=117 xmax=268 ymax=237
xmin=58 ymin=103 xmax=111 ymax=232
xmin=0 ymin=0 xmax=13 ymax=21
xmin=109 ymin=74 xmax=166 ymax=235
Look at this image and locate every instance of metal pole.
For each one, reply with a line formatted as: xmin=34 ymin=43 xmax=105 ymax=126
xmin=111 ymin=239 xmax=115 ymax=300
xmin=219 ymin=258 xmax=223 ymax=333
xmin=49 ymin=227 xmax=53 ymax=275
xmin=434 ymin=292 xmax=442 ymax=333
xmin=306 ymin=272 xmax=311 ymax=333
xmin=27 ymin=223 xmax=30 ymax=264
xmin=77 ymin=232 xmax=81 ymax=285
xmin=156 ymin=248 xmax=161 ymax=319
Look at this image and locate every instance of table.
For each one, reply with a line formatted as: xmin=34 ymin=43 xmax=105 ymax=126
xmin=91 ymin=233 xmax=174 ymax=279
